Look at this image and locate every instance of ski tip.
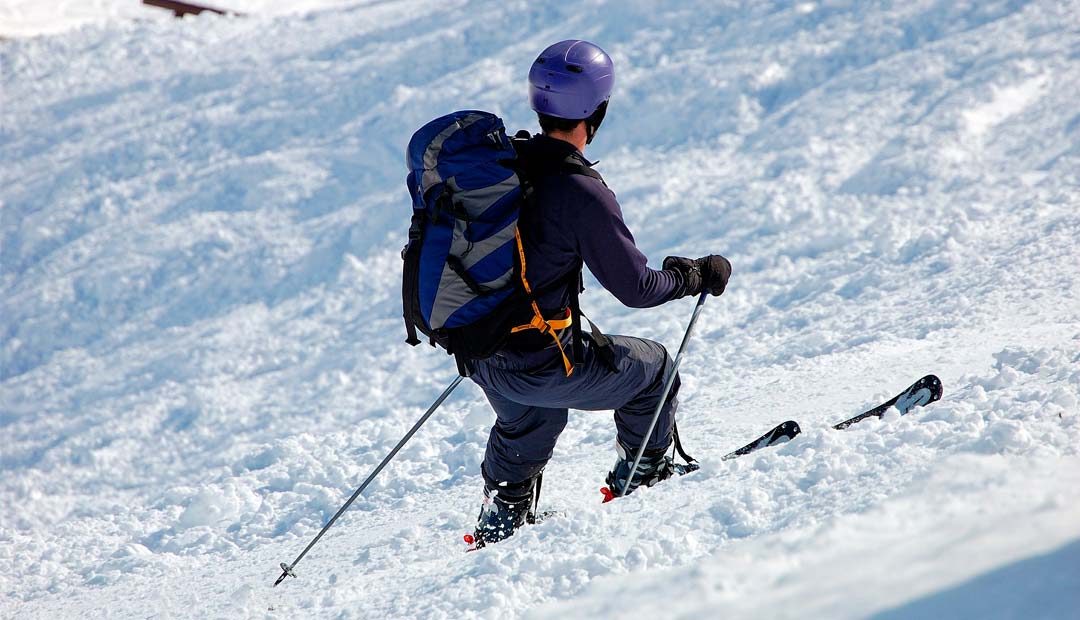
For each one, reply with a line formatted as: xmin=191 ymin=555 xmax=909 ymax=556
xmin=924 ymin=374 xmax=944 ymax=401
xmin=463 ymin=533 xmax=474 ymax=545
xmin=600 ymin=487 xmax=615 ymax=503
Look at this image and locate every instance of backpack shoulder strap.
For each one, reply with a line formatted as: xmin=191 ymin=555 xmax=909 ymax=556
xmin=505 ymin=137 xmax=611 ymax=374
xmin=560 ymin=160 xmax=605 ymax=185
xmin=510 ymin=134 xmax=605 ymax=185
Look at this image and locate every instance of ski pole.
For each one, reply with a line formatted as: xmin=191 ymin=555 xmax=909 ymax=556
xmin=274 ymin=375 xmax=465 ymax=586
xmin=619 ymin=291 xmax=708 ymax=498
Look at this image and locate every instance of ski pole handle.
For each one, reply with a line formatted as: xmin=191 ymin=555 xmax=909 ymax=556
xmin=619 ymin=291 xmax=708 ymax=498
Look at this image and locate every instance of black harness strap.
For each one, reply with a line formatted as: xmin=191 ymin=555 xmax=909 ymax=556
xmin=569 ymin=270 xmax=584 ymax=365
xmin=447 ymin=331 xmax=472 ymax=377
xmin=402 ymin=211 xmax=427 ymax=347
xmin=405 ymin=319 xmax=420 ymax=347
xmin=454 ymin=354 xmax=471 ymax=378
xmin=579 ymin=308 xmax=619 ymax=373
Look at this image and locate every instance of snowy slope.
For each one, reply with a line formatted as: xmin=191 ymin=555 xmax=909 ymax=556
xmin=2 ymin=1 xmax=1079 ymax=618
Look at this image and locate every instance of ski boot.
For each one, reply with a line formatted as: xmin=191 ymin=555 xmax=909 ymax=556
xmin=467 ymin=477 xmax=536 ymax=549
xmin=601 ymin=440 xmax=676 ymax=502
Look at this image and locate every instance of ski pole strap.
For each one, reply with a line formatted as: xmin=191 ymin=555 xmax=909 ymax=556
xmin=671 ymin=420 xmax=696 ymax=464
xmin=526 ymin=471 xmax=544 ymax=525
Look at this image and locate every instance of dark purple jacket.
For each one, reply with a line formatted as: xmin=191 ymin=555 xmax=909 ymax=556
xmin=507 ymin=135 xmax=681 ymax=348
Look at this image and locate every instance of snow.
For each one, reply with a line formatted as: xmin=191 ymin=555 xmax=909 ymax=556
xmin=2 ymin=0 xmax=1079 ymax=618
xmin=962 ymin=73 xmax=1050 ymax=137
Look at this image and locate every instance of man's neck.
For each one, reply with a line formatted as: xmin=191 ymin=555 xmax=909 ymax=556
xmin=544 ymin=125 xmax=588 ymax=153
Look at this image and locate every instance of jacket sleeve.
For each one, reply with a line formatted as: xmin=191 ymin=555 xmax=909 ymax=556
xmin=567 ymin=177 xmax=682 ymax=308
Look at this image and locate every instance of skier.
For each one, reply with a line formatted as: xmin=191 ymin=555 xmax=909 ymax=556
xmin=469 ymin=39 xmax=731 ymax=545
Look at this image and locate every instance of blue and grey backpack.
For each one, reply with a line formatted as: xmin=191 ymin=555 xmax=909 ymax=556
xmin=402 ymin=110 xmax=600 ymax=376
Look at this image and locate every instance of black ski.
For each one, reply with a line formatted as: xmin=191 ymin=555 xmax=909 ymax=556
xmin=833 ymin=374 xmax=943 ymax=430
xmin=721 ymin=420 xmax=802 ymax=461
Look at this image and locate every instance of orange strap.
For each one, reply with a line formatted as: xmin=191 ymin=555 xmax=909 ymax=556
xmin=510 ymin=309 xmax=572 ymax=333
xmin=512 ymin=228 xmax=574 ymax=376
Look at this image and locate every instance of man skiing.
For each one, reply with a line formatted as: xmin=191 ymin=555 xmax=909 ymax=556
xmin=469 ymin=39 xmax=731 ymax=546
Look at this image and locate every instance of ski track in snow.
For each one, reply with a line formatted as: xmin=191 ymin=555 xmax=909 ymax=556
xmin=2 ymin=0 xmax=1079 ymax=618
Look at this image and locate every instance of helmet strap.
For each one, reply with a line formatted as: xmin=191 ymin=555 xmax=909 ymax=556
xmin=584 ymin=100 xmax=609 ymax=145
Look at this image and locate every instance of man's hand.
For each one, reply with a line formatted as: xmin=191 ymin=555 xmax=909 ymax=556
xmin=663 ymin=255 xmax=731 ymax=298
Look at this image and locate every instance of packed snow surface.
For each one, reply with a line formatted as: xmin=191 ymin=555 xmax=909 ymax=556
xmin=2 ymin=1 xmax=1079 ymax=618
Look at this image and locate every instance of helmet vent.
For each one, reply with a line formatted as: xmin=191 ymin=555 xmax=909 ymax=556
xmin=566 ymin=64 xmax=583 ymax=73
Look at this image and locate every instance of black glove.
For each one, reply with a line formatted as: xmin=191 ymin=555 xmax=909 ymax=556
xmin=663 ymin=255 xmax=731 ymax=298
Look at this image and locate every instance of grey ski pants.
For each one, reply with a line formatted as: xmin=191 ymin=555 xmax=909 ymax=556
xmin=469 ymin=334 xmax=679 ymax=487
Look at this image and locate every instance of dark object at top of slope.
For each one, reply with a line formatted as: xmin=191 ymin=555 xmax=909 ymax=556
xmin=143 ymin=0 xmax=243 ymax=18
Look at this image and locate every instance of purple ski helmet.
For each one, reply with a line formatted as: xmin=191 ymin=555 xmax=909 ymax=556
xmin=528 ymin=40 xmax=614 ymax=120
